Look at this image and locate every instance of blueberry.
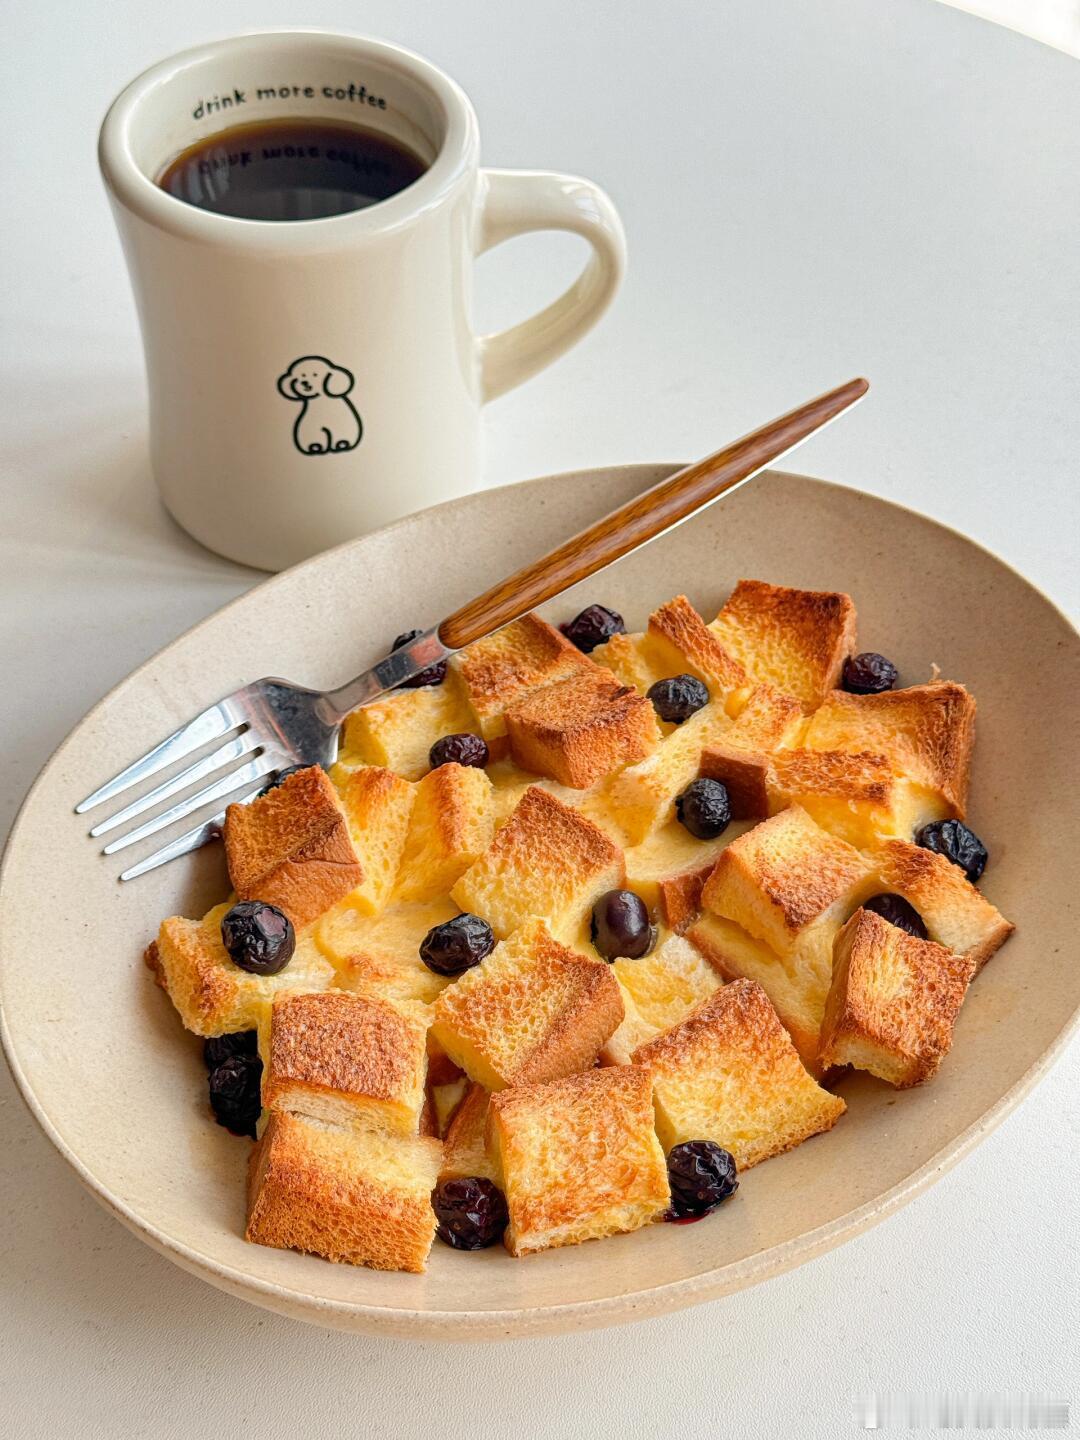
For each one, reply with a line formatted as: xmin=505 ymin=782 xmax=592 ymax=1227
xmin=220 ymin=901 xmax=295 ymax=975
xmin=590 ymin=889 xmax=655 ymax=961
xmin=429 ymin=732 xmax=489 ymax=770
xmin=842 ymin=652 xmax=899 ymax=695
xmin=863 ymin=893 xmax=928 ymax=940
xmin=560 ymin=604 xmax=625 ymax=653
xmin=647 ymin=674 xmax=710 ymax=725
xmin=666 ymin=1140 xmax=738 ymax=1219
xmin=916 ymin=819 xmax=988 ymax=884
xmin=420 ymin=914 xmax=495 ymax=977
xmin=432 ymin=1176 xmax=509 ymax=1250
xmin=392 ymin=628 xmax=448 ymax=688
xmin=208 ymin=1053 xmax=263 ymax=1138
xmin=675 ymin=778 xmax=732 ymax=840
xmin=203 ymin=1029 xmax=258 ymax=1070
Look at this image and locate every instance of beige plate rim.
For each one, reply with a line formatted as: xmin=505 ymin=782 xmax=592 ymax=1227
xmin=2 ymin=464 xmax=1078 ymax=1339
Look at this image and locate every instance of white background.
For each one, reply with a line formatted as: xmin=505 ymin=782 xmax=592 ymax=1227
xmin=2 ymin=1 xmax=1078 ymax=1436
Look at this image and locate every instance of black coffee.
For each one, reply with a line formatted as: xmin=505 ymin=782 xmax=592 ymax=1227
xmin=158 ymin=119 xmax=427 ymax=221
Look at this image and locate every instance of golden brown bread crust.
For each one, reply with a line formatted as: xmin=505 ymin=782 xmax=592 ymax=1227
xmin=430 ymin=919 xmax=624 ymax=1089
xmin=439 ymin=1082 xmax=496 ymax=1182
xmin=264 ymin=990 xmax=428 ymax=1132
xmin=394 ymin=763 xmax=494 ymax=902
xmin=711 ymin=579 xmax=857 ymax=708
xmin=647 ymin=595 xmax=749 ymax=694
xmin=804 ymin=682 xmax=976 ymax=814
xmin=486 ymin=1066 xmax=670 ymax=1255
xmin=452 ymin=613 xmax=596 ymax=740
xmin=224 ymin=766 xmax=363 ymax=928
xmin=697 ymin=684 xmax=806 ymax=818
xmin=155 ymin=906 xmax=335 ymax=1036
xmin=451 ymin=785 xmax=624 ymax=940
xmin=505 ymin=669 xmax=659 ymax=788
xmin=143 ymin=940 xmax=167 ymax=990
xmin=702 ymin=804 xmax=873 ymax=939
xmin=246 ymin=1111 xmax=441 ymax=1272
xmin=869 ymin=839 xmax=1014 ymax=972
xmin=819 ymin=908 xmax=975 ymax=1086
xmin=633 ymin=979 xmax=846 ymax=1168
xmin=687 ymin=914 xmax=824 ymax=1070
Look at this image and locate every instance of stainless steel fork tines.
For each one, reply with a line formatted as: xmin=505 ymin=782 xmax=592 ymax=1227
xmin=75 ymin=630 xmax=450 ymax=880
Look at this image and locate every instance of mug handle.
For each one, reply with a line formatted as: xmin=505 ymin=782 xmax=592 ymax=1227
xmin=475 ymin=169 xmax=627 ymax=403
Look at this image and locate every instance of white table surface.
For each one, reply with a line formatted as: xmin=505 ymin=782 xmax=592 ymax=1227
xmin=2 ymin=1 xmax=1077 ymax=1435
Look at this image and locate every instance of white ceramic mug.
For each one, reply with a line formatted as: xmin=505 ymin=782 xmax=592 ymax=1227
xmin=99 ymin=30 xmax=626 ymax=572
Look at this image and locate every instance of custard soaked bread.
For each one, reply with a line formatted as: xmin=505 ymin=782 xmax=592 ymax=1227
xmin=601 ymin=935 xmax=724 ymax=1065
xmin=633 ymin=979 xmax=846 ymax=1167
xmin=431 ymin=919 xmax=623 ymax=1089
xmin=340 ymin=667 xmax=478 ymax=780
xmin=819 ymin=909 xmax=976 ymax=1086
xmin=146 ymin=578 xmax=1013 ymax=1275
xmin=394 ymin=763 xmax=495 ymax=902
xmin=247 ymin=1111 xmax=442 ymax=1272
xmin=451 ymin=785 xmax=624 ymax=942
xmin=710 ymin=579 xmax=857 ymax=709
xmin=505 ymin=668 xmax=658 ymax=787
xmin=690 ymin=805 xmax=877 ymax=1068
xmin=155 ymin=904 xmax=335 ymax=1036
xmin=803 ymin=681 xmax=975 ymax=819
xmin=223 ymin=766 xmax=364 ymax=929
xmin=263 ymin=989 xmax=429 ymax=1134
xmin=451 ymin=613 xmax=596 ymax=745
xmin=486 ymin=1067 xmax=670 ymax=1255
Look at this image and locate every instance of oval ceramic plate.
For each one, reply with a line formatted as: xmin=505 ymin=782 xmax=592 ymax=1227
xmin=2 ymin=466 xmax=1079 ymax=1339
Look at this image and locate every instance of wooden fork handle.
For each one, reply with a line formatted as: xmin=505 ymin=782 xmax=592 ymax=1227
xmin=437 ymin=376 xmax=869 ymax=651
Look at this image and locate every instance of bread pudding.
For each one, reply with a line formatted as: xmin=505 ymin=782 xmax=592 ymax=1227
xmin=146 ymin=580 xmax=1012 ymax=1272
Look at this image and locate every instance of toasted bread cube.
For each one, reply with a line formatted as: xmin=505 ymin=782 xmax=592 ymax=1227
xmin=591 ymin=630 xmax=670 ymax=694
xmin=820 ymin=908 xmax=975 ymax=1086
xmin=223 ymin=766 xmax=363 ymax=929
xmin=607 ymin=702 xmax=735 ymax=844
xmin=647 ymin=595 xmax=749 ymax=697
xmin=486 ymin=1067 xmax=670 ymax=1255
xmin=710 ymin=579 xmax=857 ymax=709
xmin=624 ymin=821 xmax=730 ymax=931
xmin=335 ymin=765 xmax=415 ymax=915
xmin=430 ymin=919 xmax=623 ymax=1089
xmin=633 ymin=979 xmax=846 ymax=1166
xmin=154 ymin=904 xmax=335 ymax=1036
xmin=451 ymin=786 xmax=624 ymax=942
xmin=316 ymin=896 xmax=457 ymax=1005
xmin=764 ymin=749 xmax=934 ymax=848
xmin=699 ymin=683 xmax=808 ymax=817
xmin=869 ymin=839 xmax=1013 ymax=972
xmin=452 ymin=613 xmax=595 ymax=744
xmin=601 ymin=935 xmax=724 ymax=1064
xmin=439 ymin=1082 xmax=497 ymax=1181
xmin=264 ymin=990 xmax=428 ymax=1134
xmin=394 ymin=763 xmax=495 ymax=902
xmin=696 ymin=807 xmax=876 ymax=1066
xmin=340 ymin=669 xmax=478 ymax=781
xmin=246 ymin=1111 xmax=442 ymax=1272
xmin=687 ymin=913 xmax=825 ymax=1072
xmin=803 ymin=682 xmax=975 ymax=817
xmin=505 ymin=669 xmax=659 ymax=788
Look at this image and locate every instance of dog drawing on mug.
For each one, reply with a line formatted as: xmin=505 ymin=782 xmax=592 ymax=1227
xmin=277 ymin=356 xmax=363 ymax=455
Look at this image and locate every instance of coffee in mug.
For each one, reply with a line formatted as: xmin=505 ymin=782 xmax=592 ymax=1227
xmin=158 ymin=119 xmax=428 ymax=221
xmin=99 ymin=32 xmax=626 ymax=571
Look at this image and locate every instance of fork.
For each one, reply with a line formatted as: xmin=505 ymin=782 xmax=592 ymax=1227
xmin=77 ymin=377 xmax=868 ymax=879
